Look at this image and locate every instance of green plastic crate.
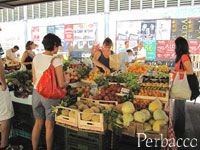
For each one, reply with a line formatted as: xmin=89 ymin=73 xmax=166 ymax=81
xmin=64 ymin=129 xmax=111 ymax=150
xmin=12 ymin=128 xmax=32 ymax=140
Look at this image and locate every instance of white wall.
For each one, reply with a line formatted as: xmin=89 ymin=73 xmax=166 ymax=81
xmin=0 ymin=21 xmax=26 ymax=56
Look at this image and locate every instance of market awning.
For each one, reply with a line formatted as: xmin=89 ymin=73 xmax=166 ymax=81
xmin=0 ymin=0 xmax=60 ymax=9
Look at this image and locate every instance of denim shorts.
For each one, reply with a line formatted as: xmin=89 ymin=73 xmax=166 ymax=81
xmin=32 ymin=89 xmax=60 ymax=120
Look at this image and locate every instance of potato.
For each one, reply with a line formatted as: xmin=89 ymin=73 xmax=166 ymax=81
xmin=69 ymin=111 xmax=75 ymax=118
xmin=92 ymin=115 xmax=100 ymax=122
xmin=87 ymin=102 xmax=95 ymax=108
xmin=90 ymin=106 xmax=100 ymax=113
xmin=76 ymin=101 xmax=83 ymax=106
xmin=69 ymin=105 xmax=77 ymax=109
xmin=81 ymin=109 xmax=94 ymax=121
xmin=61 ymin=110 xmax=69 ymax=116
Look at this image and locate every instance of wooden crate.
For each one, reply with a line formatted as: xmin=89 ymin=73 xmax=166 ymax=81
xmin=135 ymin=122 xmax=168 ymax=140
xmin=134 ymin=91 xmax=169 ymax=103
xmin=108 ymin=122 xmax=136 ymax=137
xmin=77 ymin=97 xmax=118 ymax=109
xmin=55 ymin=106 xmax=79 ymax=127
xmin=78 ymin=111 xmax=106 ymax=133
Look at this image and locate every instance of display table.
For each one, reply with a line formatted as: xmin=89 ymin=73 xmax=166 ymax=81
xmin=10 ymin=92 xmax=32 ymax=105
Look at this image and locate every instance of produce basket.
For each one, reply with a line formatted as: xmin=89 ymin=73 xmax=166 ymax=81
xmin=77 ymin=97 xmax=118 ymax=109
xmin=135 ymin=122 xmax=168 ymax=139
xmin=134 ymin=91 xmax=169 ymax=103
xmin=55 ymin=106 xmax=79 ymax=127
xmin=78 ymin=111 xmax=106 ymax=133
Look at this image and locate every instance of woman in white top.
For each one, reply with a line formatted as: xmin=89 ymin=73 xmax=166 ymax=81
xmin=32 ymin=33 xmax=70 ymax=150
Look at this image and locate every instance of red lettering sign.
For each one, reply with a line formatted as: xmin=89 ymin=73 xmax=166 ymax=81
xmin=156 ymin=40 xmax=175 ymax=59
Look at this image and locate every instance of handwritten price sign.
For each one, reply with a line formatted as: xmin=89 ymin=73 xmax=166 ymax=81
xmin=143 ymin=40 xmax=157 ymax=60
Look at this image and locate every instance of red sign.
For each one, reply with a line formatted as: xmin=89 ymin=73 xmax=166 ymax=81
xmin=32 ymin=27 xmax=40 ymax=42
xmin=64 ymin=25 xmax=73 ymax=41
xmin=156 ymin=40 xmax=175 ymax=59
xmin=188 ymin=41 xmax=200 ymax=54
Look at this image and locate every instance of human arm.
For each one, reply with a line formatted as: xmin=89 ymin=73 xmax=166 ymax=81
xmin=55 ymin=65 xmax=70 ymax=88
xmin=92 ymin=51 xmax=110 ymax=73
xmin=21 ymin=52 xmax=32 ymax=65
xmin=0 ymin=56 xmax=7 ymax=91
xmin=32 ymin=63 xmax=36 ymax=85
xmin=6 ymin=55 xmax=12 ymax=60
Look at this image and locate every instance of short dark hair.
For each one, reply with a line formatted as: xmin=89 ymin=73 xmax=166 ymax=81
xmin=103 ymin=37 xmax=113 ymax=46
xmin=42 ymin=33 xmax=61 ymax=51
xmin=125 ymin=41 xmax=129 ymax=45
xmin=126 ymin=49 xmax=133 ymax=53
xmin=26 ymin=41 xmax=34 ymax=50
xmin=13 ymin=45 xmax=19 ymax=50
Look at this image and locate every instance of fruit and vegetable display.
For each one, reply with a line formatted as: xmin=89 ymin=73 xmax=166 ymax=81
xmin=105 ymin=99 xmax=168 ymax=133
xmin=65 ymin=70 xmax=81 ymax=83
xmin=93 ymin=84 xmax=125 ymax=103
xmin=5 ymin=70 xmax=33 ymax=98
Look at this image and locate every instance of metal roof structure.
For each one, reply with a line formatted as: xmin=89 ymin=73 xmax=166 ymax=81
xmin=0 ymin=0 xmax=59 ymax=9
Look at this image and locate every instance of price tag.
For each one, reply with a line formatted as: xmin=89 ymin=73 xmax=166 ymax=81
xmin=121 ymin=88 xmax=130 ymax=95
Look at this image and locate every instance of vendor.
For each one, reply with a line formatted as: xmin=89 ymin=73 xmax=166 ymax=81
xmin=6 ymin=45 xmax=20 ymax=61
xmin=21 ymin=41 xmax=35 ymax=70
xmin=92 ymin=38 xmax=113 ymax=74
xmin=136 ymin=41 xmax=146 ymax=63
xmin=127 ymin=49 xmax=135 ymax=63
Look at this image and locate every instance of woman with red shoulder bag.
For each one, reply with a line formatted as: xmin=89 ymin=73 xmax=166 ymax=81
xmin=32 ymin=33 xmax=70 ymax=150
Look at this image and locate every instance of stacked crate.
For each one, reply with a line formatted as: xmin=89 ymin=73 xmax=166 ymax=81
xmin=191 ymin=54 xmax=200 ymax=82
xmin=64 ymin=128 xmax=111 ymax=150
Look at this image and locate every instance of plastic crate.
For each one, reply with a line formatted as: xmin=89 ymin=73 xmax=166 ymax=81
xmin=64 ymin=129 xmax=111 ymax=150
xmin=12 ymin=128 xmax=31 ymax=140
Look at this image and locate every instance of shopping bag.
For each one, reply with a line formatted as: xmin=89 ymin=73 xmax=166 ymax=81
xmin=36 ymin=57 xmax=66 ymax=99
xmin=20 ymin=64 xmax=26 ymax=71
xmin=170 ymin=72 xmax=191 ymax=100
xmin=109 ymin=54 xmax=121 ymax=71
xmin=179 ymin=58 xmax=200 ymax=101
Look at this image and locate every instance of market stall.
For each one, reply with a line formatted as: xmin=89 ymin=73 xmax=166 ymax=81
xmin=5 ymin=59 xmax=173 ymax=149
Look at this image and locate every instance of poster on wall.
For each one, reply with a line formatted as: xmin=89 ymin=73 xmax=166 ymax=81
xmin=156 ymin=20 xmax=171 ymax=40
xmin=143 ymin=40 xmax=157 ymax=60
xmin=116 ymin=21 xmax=141 ymax=53
xmin=140 ymin=20 xmax=156 ymax=41
xmin=188 ymin=18 xmax=200 ymax=40
xmin=64 ymin=25 xmax=73 ymax=41
xmin=55 ymin=25 xmax=64 ymax=42
xmin=156 ymin=40 xmax=175 ymax=59
xmin=32 ymin=27 xmax=40 ymax=42
xmin=47 ymin=26 xmax=56 ymax=34
xmin=171 ymin=19 xmax=187 ymax=40
xmin=72 ymin=23 xmax=96 ymax=53
xmin=188 ymin=41 xmax=200 ymax=54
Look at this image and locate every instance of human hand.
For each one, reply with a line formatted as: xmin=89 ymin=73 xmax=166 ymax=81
xmin=1 ymin=83 xmax=7 ymax=91
xmin=65 ymin=73 xmax=71 ymax=83
xmin=103 ymin=66 xmax=110 ymax=74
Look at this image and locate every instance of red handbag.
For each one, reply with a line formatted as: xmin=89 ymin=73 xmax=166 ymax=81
xmin=36 ymin=57 xmax=66 ymax=99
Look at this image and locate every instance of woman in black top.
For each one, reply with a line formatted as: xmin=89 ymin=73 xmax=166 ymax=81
xmin=21 ymin=41 xmax=36 ymax=70
xmin=93 ymin=38 xmax=113 ymax=74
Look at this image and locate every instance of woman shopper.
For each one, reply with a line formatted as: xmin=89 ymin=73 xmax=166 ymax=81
xmin=21 ymin=41 xmax=36 ymax=70
xmin=32 ymin=33 xmax=70 ymax=150
xmin=170 ymin=37 xmax=194 ymax=141
xmin=92 ymin=37 xmax=113 ymax=74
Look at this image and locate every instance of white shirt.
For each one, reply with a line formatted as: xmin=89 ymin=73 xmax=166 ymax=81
xmin=118 ymin=52 xmax=129 ymax=71
xmin=6 ymin=49 xmax=17 ymax=60
xmin=33 ymin=54 xmax=63 ymax=89
xmin=137 ymin=47 xmax=146 ymax=63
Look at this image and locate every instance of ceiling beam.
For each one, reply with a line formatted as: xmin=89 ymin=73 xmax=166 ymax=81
xmin=0 ymin=3 xmax=14 ymax=8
